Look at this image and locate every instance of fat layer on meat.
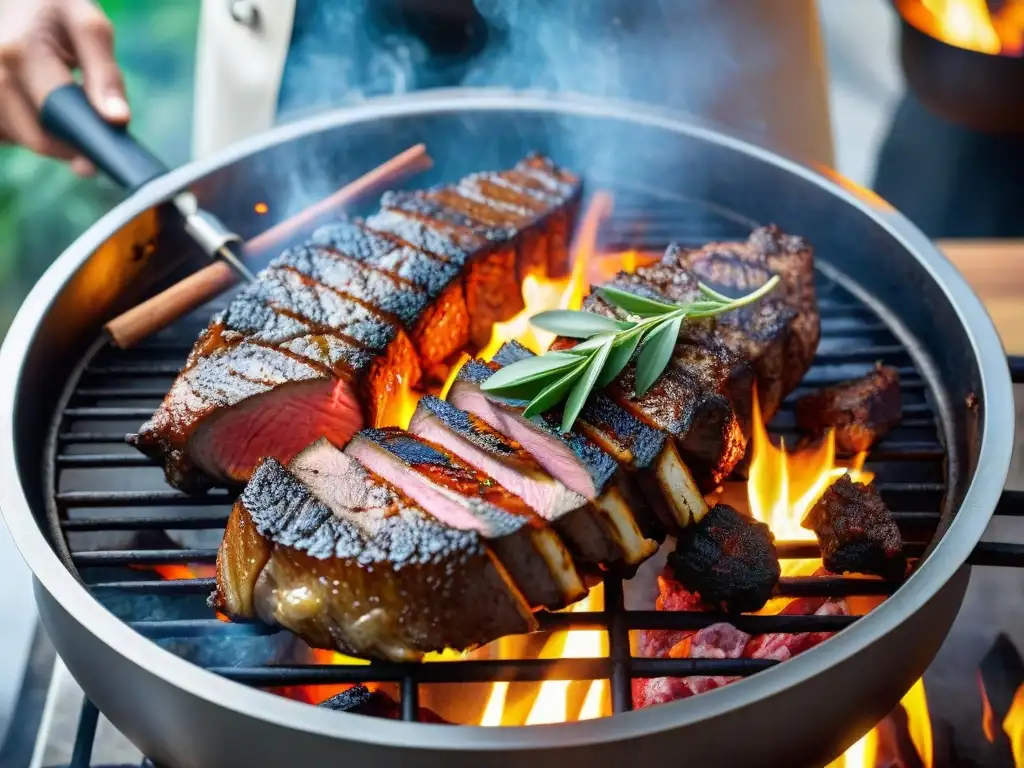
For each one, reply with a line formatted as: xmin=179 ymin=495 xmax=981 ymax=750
xmin=213 ymin=439 xmax=535 ymax=661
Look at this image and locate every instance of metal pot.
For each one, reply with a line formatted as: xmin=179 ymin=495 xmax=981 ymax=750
xmin=0 ymin=90 xmax=1013 ymax=768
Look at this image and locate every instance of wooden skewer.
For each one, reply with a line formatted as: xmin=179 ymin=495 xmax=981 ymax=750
xmin=105 ymin=144 xmax=433 ymax=349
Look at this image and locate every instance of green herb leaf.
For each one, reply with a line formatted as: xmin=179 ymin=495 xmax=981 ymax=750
xmin=566 ymin=332 xmax=619 ymax=354
xmin=522 ymin=362 xmax=588 ymax=419
xmin=480 ymin=352 xmax=583 ymax=399
xmin=596 ymin=329 xmax=643 ymax=388
xmin=634 ymin=316 xmax=683 ymax=396
xmin=599 ymin=285 xmax=680 ymax=317
xmin=697 ymin=282 xmax=736 ymax=304
xmin=530 ymin=310 xmax=632 ymax=338
xmin=561 ymin=337 xmax=613 ymax=432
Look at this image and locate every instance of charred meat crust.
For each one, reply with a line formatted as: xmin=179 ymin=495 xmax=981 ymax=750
xmin=345 ymin=428 xmax=586 ymax=611
xmin=802 ymin=474 xmax=906 ymax=579
xmin=794 ymin=364 xmax=902 ymax=453
xmin=131 ymin=155 xmax=580 ymax=493
xmin=667 ymin=504 xmax=781 ymax=614
xmin=213 ymin=446 xmax=536 ymax=660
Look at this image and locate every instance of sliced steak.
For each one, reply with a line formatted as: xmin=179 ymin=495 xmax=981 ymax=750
xmin=794 ymin=364 xmax=902 ymax=453
xmin=409 ymin=395 xmax=655 ymax=571
xmin=134 ymin=156 xmax=581 ymax=491
xmin=447 ymin=359 xmax=657 ymax=570
xmin=492 ymin=340 xmax=705 ymax=536
xmin=345 ymin=428 xmax=586 ymax=610
xmin=213 ymin=439 xmax=535 ymax=660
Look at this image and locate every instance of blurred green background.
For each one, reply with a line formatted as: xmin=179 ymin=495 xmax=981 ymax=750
xmin=0 ymin=1 xmax=201 ymax=337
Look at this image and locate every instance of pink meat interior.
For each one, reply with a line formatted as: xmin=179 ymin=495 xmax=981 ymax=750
xmin=190 ymin=378 xmax=362 ymax=484
xmin=447 ymin=384 xmax=598 ymax=499
xmin=410 ymin=411 xmax=585 ymax=522
xmin=345 ymin=437 xmax=492 ymax=534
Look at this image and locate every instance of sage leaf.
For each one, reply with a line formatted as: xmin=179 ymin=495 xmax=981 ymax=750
xmin=522 ymin=361 xmax=587 ymax=419
xmin=481 ymin=352 xmax=582 ymax=398
xmin=596 ymin=329 xmax=642 ymax=388
xmin=531 ymin=309 xmax=631 ymax=338
xmin=561 ymin=337 xmax=613 ymax=432
xmin=634 ymin=316 xmax=682 ymax=396
xmin=599 ymin=285 xmax=680 ymax=317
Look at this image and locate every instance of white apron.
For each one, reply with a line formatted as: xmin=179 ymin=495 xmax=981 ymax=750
xmin=193 ymin=0 xmax=834 ymax=166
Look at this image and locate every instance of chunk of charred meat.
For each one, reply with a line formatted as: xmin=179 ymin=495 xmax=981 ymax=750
xmin=213 ymin=439 xmax=535 ymax=661
xmin=318 ymin=685 xmax=448 ymax=723
xmin=794 ymin=364 xmax=902 ymax=453
xmin=491 ymin=340 xmax=705 ymax=535
xmin=447 ymin=357 xmax=658 ymax=570
xmin=803 ymin=474 xmax=906 ymax=579
xmin=667 ymin=504 xmax=781 ymax=613
xmin=345 ymin=427 xmax=587 ymax=609
xmin=130 ymin=155 xmax=581 ymax=493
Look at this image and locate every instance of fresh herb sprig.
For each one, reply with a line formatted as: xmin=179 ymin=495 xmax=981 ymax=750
xmin=480 ymin=276 xmax=780 ymax=432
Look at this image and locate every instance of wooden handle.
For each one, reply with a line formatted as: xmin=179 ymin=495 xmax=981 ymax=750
xmin=106 ymin=144 xmax=433 ymax=348
xmin=938 ymin=239 xmax=1024 ymax=356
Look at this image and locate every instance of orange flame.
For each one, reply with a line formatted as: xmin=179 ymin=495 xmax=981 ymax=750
xmin=254 ymin=201 xmax=269 ymax=215
xmin=899 ymin=0 xmax=1024 ymax=55
xmin=1002 ymin=683 xmax=1024 ymax=765
xmin=979 ymin=673 xmax=998 ymax=743
xmin=746 ymin=390 xmax=873 ymax=576
xmin=902 ymin=678 xmax=934 ymax=767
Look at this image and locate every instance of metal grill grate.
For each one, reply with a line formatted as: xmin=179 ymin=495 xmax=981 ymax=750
xmin=42 ymin=197 xmax=1024 ymax=757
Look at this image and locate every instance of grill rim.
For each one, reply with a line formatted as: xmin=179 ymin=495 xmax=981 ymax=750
xmin=0 ymin=89 xmax=1014 ymax=750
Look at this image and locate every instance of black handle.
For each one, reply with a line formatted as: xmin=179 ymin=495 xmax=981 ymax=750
xmin=39 ymin=83 xmax=168 ymax=191
xmin=1010 ymin=356 xmax=1024 ymax=385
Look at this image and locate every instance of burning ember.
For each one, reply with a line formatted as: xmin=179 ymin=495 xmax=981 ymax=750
xmin=898 ymin=0 xmax=1024 ymax=55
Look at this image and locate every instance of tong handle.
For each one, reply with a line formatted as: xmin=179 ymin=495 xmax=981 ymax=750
xmin=39 ymin=83 xmax=167 ymax=190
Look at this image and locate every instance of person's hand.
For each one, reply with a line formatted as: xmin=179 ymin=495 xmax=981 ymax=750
xmin=0 ymin=0 xmax=129 ymax=174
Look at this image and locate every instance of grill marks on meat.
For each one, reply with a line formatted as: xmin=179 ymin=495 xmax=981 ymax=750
xmin=345 ymin=428 xmax=586 ymax=610
xmin=448 ymin=359 xmax=657 ymax=569
xmin=803 ymin=474 xmax=906 ymax=579
xmin=795 ymin=364 xmax=902 ymax=453
xmin=667 ymin=504 xmax=780 ymax=613
xmin=132 ymin=155 xmax=580 ymax=492
xmin=213 ymin=439 xmax=534 ymax=661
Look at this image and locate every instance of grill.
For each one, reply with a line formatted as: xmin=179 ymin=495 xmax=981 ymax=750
xmin=42 ymin=189 xmax=1024 ymax=742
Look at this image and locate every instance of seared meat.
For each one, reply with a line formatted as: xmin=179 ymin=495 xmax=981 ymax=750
xmin=213 ymin=439 xmax=534 ymax=661
xmin=794 ymin=364 xmax=902 ymax=453
xmin=409 ymin=395 xmax=656 ymax=570
xmin=345 ymin=428 xmax=586 ymax=609
xmin=132 ymin=155 xmax=581 ymax=492
xmin=447 ymin=358 xmax=657 ymax=570
xmin=492 ymin=340 xmax=706 ymax=535
xmin=802 ymin=474 xmax=906 ymax=579
xmin=667 ymin=504 xmax=780 ymax=613
xmin=319 ymin=685 xmax=448 ymax=723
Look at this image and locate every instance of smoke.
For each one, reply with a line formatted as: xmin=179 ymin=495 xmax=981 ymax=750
xmin=265 ymin=1 xmax=824 ymax=220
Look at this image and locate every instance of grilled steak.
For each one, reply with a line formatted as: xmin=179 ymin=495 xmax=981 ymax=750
xmin=802 ymin=474 xmax=906 ymax=579
xmin=492 ymin=340 xmax=706 ymax=535
xmin=409 ymin=395 xmax=656 ymax=570
xmin=345 ymin=428 xmax=586 ymax=609
xmin=447 ymin=358 xmax=657 ymax=570
xmin=794 ymin=364 xmax=902 ymax=453
xmin=213 ymin=439 xmax=535 ymax=661
xmin=667 ymin=504 xmax=780 ymax=613
xmin=131 ymin=155 xmax=581 ymax=492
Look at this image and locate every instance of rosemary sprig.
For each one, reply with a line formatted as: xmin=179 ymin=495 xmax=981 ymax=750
xmin=480 ymin=276 xmax=780 ymax=432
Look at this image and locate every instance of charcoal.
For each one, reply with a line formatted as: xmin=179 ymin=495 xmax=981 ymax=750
xmin=318 ymin=685 xmax=448 ymax=723
xmin=667 ymin=504 xmax=780 ymax=613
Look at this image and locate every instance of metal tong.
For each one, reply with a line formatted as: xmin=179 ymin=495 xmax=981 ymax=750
xmin=39 ymin=83 xmax=257 ymax=283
